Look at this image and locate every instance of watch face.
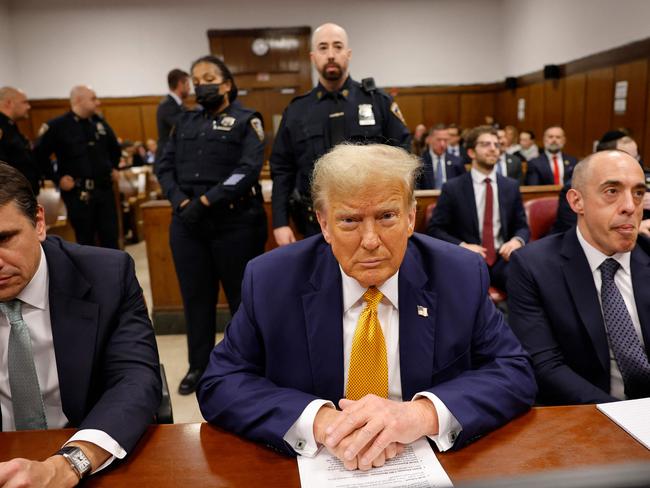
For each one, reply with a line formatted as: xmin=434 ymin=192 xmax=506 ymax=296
xmin=71 ymin=450 xmax=92 ymax=472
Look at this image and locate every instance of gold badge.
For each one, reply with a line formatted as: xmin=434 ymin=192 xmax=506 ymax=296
xmin=38 ymin=123 xmax=49 ymax=137
xmin=250 ymin=117 xmax=264 ymax=142
xmin=390 ymin=102 xmax=406 ymax=125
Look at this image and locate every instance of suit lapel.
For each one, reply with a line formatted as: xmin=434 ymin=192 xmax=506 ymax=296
xmin=560 ymin=231 xmax=609 ymax=372
xmin=461 ymin=173 xmax=480 ymax=239
xmin=631 ymin=243 xmax=650 ymax=349
xmin=398 ymin=244 xmax=437 ymax=400
xmin=43 ymin=239 xmax=98 ymax=426
xmin=301 ymin=244 xmax=345 ymax=402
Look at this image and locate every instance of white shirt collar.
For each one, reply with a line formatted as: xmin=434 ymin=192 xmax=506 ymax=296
xmin=429 ymin=149 xmax=444 ymax=161
xmin=340 ymin=266 xmax=399 ymax=313
xmin=470 ymin=166 xmax=497 ymax=184
xmin=545 ymin=150 xmax=562 ymax=160
xmin=16 ymin=245 xmax=48 ymax=311
xmin=575 ymin=226 xmax=631 ymax=276
xmin=169 ymin=92 xmax=182 ymax=106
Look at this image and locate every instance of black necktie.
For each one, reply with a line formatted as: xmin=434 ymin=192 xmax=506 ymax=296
xmin=599 ymin=258 xmax=650 ymax=398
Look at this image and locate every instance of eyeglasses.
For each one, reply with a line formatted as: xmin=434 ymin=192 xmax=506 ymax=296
xmin=475 ymin=141 xmax=501 ymax=149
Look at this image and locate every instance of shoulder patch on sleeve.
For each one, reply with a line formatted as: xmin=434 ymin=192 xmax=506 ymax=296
xmin=250 ymin=117 xmax=264 ymax=142
xmin=38 ymin=123 xmax=49 ymax=137
xmin=390 ymin=102 xmax=406 ymax=125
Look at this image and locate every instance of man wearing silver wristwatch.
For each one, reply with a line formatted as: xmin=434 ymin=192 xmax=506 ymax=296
xmin=0 ymin=162 xmax=161 ymax=487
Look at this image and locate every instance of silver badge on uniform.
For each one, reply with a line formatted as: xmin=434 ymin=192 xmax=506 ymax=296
xmin=358 ymin=104 xmax=376 ymax=126
xmin=216 ymin=115 xmax=236 ymax=131
xmin=96 ymin=122 xmax=106 ymax=136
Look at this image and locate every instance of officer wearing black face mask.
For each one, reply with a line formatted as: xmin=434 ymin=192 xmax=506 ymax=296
xmin=156 ymin=55 xmax=267 ymax=395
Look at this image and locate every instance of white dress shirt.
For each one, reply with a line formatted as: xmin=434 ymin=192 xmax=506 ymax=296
xmin=0 ymin=247 xmax=126 ymax=472
xmin=429 ymin=149 xmax=449 ymax=184
xmin=447 ymin=145 xmax=461 ymax=158
xmin=470 ymin=167 xmax=504 ymax=250
xmin=576 ymin=227 xmax=646 ymax=399
xmin=284 ymin=269 xmax=462 ymax=456
xmin=545 ymin=150 xmax=565 ymax=183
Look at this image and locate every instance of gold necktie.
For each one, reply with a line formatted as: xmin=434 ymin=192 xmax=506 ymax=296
xmin=345 ymin=286 xmax=389 ymax=400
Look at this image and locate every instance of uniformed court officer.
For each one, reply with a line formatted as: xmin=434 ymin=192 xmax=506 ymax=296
xmin=156 ymin=55 xmax=267 ymax=395
xmin=34 ymin=85 xmax=121 ymax=248
xmin=0 ymin=87 xmax=44 ymax=195
xmin=270 ymin=22 xmax=411 ymax=245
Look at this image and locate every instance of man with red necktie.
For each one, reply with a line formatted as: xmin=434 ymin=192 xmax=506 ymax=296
xmin=525 ymin=126 xmax=578 ymax=186
xmin=427 ymin=126 xmax=530 ymax=290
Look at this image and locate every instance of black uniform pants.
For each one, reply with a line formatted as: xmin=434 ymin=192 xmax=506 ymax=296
xmin=170 ymin=202 xmax=267 ymax=371
xmin=62 ymin=187 xmax=119 ymax=249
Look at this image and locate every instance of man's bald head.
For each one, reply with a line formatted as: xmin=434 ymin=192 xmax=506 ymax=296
xmin=0 ymin=86 xmax=30 ymax=120
xmin=312 ymin=23 xmax=349 ymax=50
xmin=70 ymin=85 xmax=100 ymax=118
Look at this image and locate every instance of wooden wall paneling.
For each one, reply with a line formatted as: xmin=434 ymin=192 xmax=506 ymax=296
xmin=583 ymin=67 xmax=614 ymax=155
xmin=393 ymin=94 xmax=423 ymax=131
xmin=526 ymin=83 xmax=545 ymax=141
xmin=514 ymin=86 xmax=530 ymax=131
xmin=612 ymin=59 xmax=648 ymax=149
xmin=102 ymin=105 xmax=144 ymax=142
xmin=543 ymin=79 xmax=565 ymax=129
xmin=140 ymin=103 xmax=160 ymax=142
xmin=422 ymin=93 xmax=459 ymax=128
xmin=30 ymin=107 xmax=68 ymax=140
xmin=563 ymin=73 xmax=587 ymax=157
xmin=645 ymin=77 xmax=650 ymax=166
xmin=495 ymin=89 xmax=518 ymax=128
xmin=459 ymin=92 xmax=496 ymax=129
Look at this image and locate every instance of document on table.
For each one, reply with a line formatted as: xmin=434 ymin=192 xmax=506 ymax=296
xmin=597 ymin=397 xmax=650 ymax=449
xmin=296 ymin=437 xmax=453 ymax=488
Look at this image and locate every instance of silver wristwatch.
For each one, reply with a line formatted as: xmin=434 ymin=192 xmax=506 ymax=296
xmin=55 ymin=446 xmax=92 ymax=480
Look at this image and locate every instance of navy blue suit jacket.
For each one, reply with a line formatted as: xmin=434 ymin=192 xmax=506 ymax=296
xmin=426 ymin=172 xmax=530 ymax=246
xmin=507 ymin=229 xmax=650 ymax=405
xmin=197 ymin=234 xmax=536 ymax=455
xmin=417 ymin=151 xmax=466 ymax=189
xmin=0 ymin=237 xmax=162 ymax=451
xmin=525 ymin=152 xmax=577 ymax=186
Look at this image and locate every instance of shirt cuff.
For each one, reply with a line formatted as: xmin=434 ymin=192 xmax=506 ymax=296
xmin=283 ymin=399 xmax=334 ymax=457
xmin=412 ymin=391 xmax=462 ymax=451
xmin=64 ymin=429 xmax=127 ymax=474
xmin=513 ymin=236 xmax=526 ymax=247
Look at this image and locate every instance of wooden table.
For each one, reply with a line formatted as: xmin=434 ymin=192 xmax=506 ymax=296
xmin=1 ymin=405 xmax=649 ymax=487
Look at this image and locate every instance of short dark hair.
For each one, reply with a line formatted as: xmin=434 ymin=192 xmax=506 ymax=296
xmin=428 ymin=123 xmax=447 ymax=136
xmin=190 ymin=55 xmax=238 ymax=103
xmin=520 ymin=129 xmax=535 ymax=140
xmin=0 ymin=162 xmax=38 ymax=224
xmin=447 ymin=123 xmax=460 ymax=134
xmin=167 ymin=69 xmax=189 ymax=91
xmin=465 ymin=125 xmax=498 ymax=151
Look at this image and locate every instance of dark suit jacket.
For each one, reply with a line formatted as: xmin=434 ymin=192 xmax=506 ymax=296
xmin=156 ymin=95 xmax=183 ymax=161
xmin=0 ymin=237 xmax=162 ymax=451
xmin=197 ymin=234 xmax=536 ymax=455
xmin=524 ymin=152 xmax=577 ymax=186
xmin=507 ymin=229 xmax=650 ymax=405
xmin=417 ymin=151 xmax=466 ymax=189
xmin=503 ymin=153 xmax=524 ymax=183
xmin=427 ymin=172 xmax=530 ymax=246
xmin=447 ymin=146 xmax=470 ymax=165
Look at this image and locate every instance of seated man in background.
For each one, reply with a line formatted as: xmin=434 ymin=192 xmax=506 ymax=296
xmin=518 ymin=129 xmax=539 ymax=161
xmin=198 ymin=143 xmax=536 ymax=471
xmin=508 ymin=150 xmax=650 ymax=404
xmin=525 ymin=126 xmax=577 ymax=186
xmin=496 ymin=128 xmax=524 ymax=183
xmin=0 ymin=163 xmax=161 ymax=485
xmin=427 ymin=126 xmax=529 ymax=290
xmin=446 ymin=123 xmax=470 ymax=164
xmin=417 ymin=124 xmax=465 ymax=189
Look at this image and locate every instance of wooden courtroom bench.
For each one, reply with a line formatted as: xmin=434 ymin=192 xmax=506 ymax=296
xmin=143 ymin=183 xmax=562 ymax=333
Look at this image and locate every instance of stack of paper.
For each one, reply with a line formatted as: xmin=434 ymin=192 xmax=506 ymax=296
xmin=597 ymin=398 xmax=650 ymax=449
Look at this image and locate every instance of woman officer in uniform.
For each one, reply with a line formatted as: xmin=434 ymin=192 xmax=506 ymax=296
xmin=156 ymin=55 xmax=267 ymax=395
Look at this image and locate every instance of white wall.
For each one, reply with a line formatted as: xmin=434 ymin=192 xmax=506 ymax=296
xmin=502 ymin=0 xmax=650 ymax=76
xmin=5 ymin=0 xmax=650 ymax=98
xmin=7 ymin=0 xmax=504 ymax=98
xmin=0 ymin=1 xmax=16 ymax=87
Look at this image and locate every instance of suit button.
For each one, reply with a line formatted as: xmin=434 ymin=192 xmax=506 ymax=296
xmin=195 ymin=173 xmax=200 ymax=178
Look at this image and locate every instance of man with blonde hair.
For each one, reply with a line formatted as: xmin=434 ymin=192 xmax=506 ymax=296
xmin=199 ymin=144 xmax=536 ymax=470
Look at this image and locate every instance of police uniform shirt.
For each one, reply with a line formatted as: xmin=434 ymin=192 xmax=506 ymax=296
xmin=270 ymin=76 xmax=411 ymax=228
xmin=0 ymin=112 xmax=41 ymax=193
xmin=155 ymin=100 xmax=265 ymax=211
xmin=33 ymin=112 xmax=121 ymax=186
